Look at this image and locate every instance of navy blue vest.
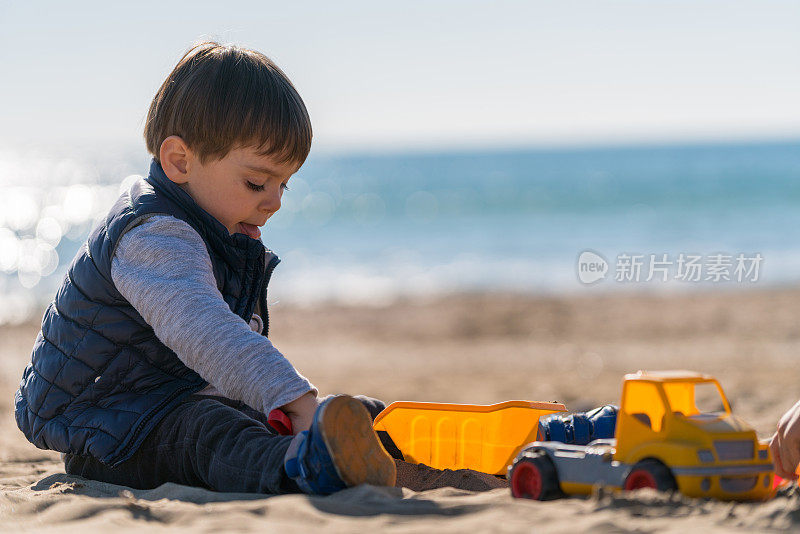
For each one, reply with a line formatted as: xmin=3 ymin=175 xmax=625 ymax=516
xmin=14 ymin=159 xmax=280 ymax=467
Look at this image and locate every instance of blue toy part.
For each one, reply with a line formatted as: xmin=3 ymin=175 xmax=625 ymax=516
xmin=586 ymin=404 xmax=617 ymax=440
xmin=537 ymin=404 xmax=618 ymax=445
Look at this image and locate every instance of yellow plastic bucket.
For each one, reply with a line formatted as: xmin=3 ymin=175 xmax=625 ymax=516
xmin=373 ymin=400 xmax=567 ymax=475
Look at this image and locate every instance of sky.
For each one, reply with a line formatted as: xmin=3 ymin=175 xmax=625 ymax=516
xmin=1 ymin=0 xmax=799 ymax=154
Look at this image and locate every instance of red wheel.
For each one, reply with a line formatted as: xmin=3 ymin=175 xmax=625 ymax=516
xmin=623 ymin=459 xmax=677 ymax=492
xmin=624 ymin=469 xmax=657 ymax=490
xmin=511 ymin=460 xmax=543 ymax=499
xmin=509 ymin=452 xmax=561 ymax=500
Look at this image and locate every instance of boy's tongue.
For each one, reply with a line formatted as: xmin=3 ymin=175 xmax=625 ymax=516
xmin=237 ymin=222 xmax=261 ymax=239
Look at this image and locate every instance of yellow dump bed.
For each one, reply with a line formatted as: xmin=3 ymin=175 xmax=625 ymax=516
xmin=373 ymin=400 xmax=567 ymax=475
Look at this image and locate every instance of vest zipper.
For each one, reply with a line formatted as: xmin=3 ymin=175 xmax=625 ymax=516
xmin=260 ymin=255 xmax=281 ymax=337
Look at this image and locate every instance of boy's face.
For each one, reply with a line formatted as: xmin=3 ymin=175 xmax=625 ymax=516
xmin=163 ymin=141 xmax=298 ymax=240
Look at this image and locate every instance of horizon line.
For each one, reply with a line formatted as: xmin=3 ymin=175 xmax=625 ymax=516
xmin=2 ymin=132 xmax=798 ymax=161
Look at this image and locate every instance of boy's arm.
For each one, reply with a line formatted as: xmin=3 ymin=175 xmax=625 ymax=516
xmin=110 ymin=214 xmax=317 ymax=417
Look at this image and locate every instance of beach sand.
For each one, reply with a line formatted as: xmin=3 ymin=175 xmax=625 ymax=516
xmin=2 ymin=288 xmax=800 ymax=532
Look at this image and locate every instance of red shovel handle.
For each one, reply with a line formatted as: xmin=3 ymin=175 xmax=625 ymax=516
xmin=268 ymin=409 xmax=293 ymax=435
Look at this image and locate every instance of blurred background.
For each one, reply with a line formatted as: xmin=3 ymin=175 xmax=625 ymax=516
xmin=1 ymin=0 xmax=799 ymax=324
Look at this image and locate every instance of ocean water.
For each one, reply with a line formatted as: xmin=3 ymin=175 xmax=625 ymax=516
xmin=1 ymin=140 xmax=799 ymax=324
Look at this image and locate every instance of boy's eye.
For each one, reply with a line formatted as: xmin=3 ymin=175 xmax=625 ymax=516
xmin=246 ymin=181 xmax=265 ymax=192
xmin=281 ymin=183 xmax=290 ymax=191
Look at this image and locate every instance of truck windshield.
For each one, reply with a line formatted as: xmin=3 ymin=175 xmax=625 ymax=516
xmin=662 ymin=381 xmax=729 ymax=417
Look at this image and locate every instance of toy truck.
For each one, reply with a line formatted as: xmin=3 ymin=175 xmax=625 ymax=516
xmin=507 ymin=370 xmax=774 ymax=501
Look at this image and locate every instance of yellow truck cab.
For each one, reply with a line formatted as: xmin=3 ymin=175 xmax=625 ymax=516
xmin=509 ymin=370 xmax=774 ymax=501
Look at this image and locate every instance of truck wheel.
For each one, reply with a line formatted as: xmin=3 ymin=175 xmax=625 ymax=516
xmin=624 ymin=459 xmax=677 ymax=492
xmin=509 ymin=452 xmax=561 ymax=500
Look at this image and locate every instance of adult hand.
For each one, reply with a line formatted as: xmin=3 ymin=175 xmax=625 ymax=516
xmin=770 ymin=399 xmax=800 ymax=480
xmin=279 ymin=391 xmax=319 ymax=435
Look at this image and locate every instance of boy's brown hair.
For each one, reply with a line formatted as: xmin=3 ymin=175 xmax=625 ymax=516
xmin=144 ymin=41 xmax=312 ymax=166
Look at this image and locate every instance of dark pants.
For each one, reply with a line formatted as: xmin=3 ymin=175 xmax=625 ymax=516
xmin=64 ymin=394 xmax=387 ymax=494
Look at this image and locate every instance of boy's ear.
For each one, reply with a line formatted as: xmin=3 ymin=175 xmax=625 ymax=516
xmin=159 ymin=136 xmax=192 ymax=184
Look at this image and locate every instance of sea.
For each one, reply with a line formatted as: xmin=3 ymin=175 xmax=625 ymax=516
xmin=1 ymin=139 xmax=799 ymax=325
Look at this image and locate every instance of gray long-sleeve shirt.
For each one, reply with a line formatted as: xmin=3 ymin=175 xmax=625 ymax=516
xmin=110 ymin=214 xmax=316 ymax=415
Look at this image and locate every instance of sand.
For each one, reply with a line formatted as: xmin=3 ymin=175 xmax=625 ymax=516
xmin=2 ymin=288 xmax=800 ymax=532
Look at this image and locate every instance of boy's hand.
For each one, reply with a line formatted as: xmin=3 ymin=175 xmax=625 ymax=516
xmin=770 ymin=399 xmax=800 ymax=480
xmin=279 ymin=391 xmax=319 ymax=435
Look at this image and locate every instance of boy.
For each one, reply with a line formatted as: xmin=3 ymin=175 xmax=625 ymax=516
xmin=14 ymin=41 xmax=396 ymax=495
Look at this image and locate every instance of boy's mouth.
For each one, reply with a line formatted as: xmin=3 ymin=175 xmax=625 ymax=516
xmin=237 ymin=222 xmax=262 ymax=239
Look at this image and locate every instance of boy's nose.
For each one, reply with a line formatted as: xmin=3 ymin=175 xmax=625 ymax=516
xmin=259 ymin=190 xmax=281 ymax=215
